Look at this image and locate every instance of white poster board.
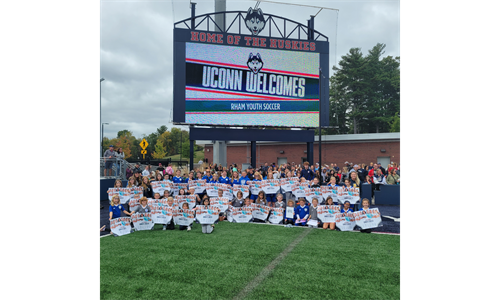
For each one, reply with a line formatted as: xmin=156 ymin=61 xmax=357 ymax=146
xmin=280 ymin=177 xmax=299 ymax=192
xmin=131 ymin=213 xmax=154 ymax=231
xmin=316 ymin=205 xmax=340 ymax=223
xmin=268 ymin=208 xmax=284 ymax=224
xmin=108 ymin=188 xmax=131 ymax=204
xmin=151 ymin=180 xmax=172 ymax=195
xmin=174 ymin=195 xmax=197 ymax=209
xmin=210 ymin=197 xmax=230 ymax=212
xmin=232 ymin=185 xmax=250 ymax=199
xmin=353 ymin=208 xmax=382 ymax=230
xmin=110 ymin=217 xmax=132 ymax=236
xmin=262 ymin=179 xmax=280 ymax=194
xmin=172 ymin=209 xmax=195 ymax=226
xmin=230 ymin=207 xmax=253 ymax=223
xmin=150 ymin=204 xmax=173 ymax=224
xmin=188 ymin=179 xmax=207 ymax=194
xmin=251 ymin=204 xmax=271 ymax=221
xmin=335 ymin=212 xmax=356 ymax=231
xmin=195 ymin=205 xmax=221 ymax=224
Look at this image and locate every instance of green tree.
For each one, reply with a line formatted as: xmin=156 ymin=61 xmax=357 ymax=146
xmin=181 ymin=143 xmax=191 ymax=159
xmin=364 ymin=43 xmax=400 ymax=133
xmin=331 ymin=47 xmax=369 ymax=134
xmin=152 ymin=139 xmax=167 ymax=159
xmin=329 ymin=43 xmax=400 ymax=134
xmin=389 ymin=112 xmax=400 ymax=132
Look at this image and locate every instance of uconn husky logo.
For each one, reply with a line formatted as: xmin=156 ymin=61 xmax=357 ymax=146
xmin=245 ymin=7 xmax=266 ymax=35
xmin=247 ymin=53 xmax=263 ymax=74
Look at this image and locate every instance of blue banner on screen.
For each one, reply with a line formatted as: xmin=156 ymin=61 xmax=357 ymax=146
xmin=185 ymin=43 xmax=319 ymax=127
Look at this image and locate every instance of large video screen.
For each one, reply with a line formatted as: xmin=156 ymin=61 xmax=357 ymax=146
xmin=183 ymin=42 xmax=320 ymax=127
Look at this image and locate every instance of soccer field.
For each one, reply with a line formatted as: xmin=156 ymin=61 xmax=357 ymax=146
xmin=100 ymin=222 xmax=400 ymax=300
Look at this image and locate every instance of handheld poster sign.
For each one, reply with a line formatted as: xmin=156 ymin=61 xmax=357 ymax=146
xmin=172 ymin=209 xmax=195 ymax=226
xmin=353 ymin=208 xmax=382 ymax=230
xmin=195 ymin=205 xmax=221 ymax=224
xmin=335 ymin=212 xmax=356 ymax=231
xmin=131 ymin=213 xmax=154 ymax=231
xmin=151 ymin=204 xmax=173 ymax=224
xmin=316 ymin=205 xmax=340 ymax=223
xmin=110 ymin=217 xmax=132 ymax=236
xmin=268 ymin=208 xmax=284 ymax=224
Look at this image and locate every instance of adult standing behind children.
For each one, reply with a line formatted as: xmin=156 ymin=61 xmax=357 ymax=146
xmin=300 ymin=162 xmax=315 ymax=181
xmin=103 ymin=145 xmax=116 ymax=177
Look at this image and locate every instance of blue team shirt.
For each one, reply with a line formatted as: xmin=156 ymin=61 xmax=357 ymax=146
xmin=230 ymin=178 xmax=240 ymax=186
xmin=219 ymin=176 xmax=230 ymax=184
xmin=341 ymin=208 xmax=353 ymax=213
xmin=202 ymin=175 xmax=212 ymax=182
xmin=109 ymin=204 xmax=126 ymax=219
xmin=294 ymin=205 xmax=309 ymax=219
xmin=172 ymin=176 xmax=184 ymax=183
xmin=239 ymin=176 xmax=250 ymax=185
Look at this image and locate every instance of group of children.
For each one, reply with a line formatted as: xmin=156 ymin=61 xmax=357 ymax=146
xmin=280 ymin=197 xmax=371 ymax=232
xmin=108 ymin=193 xmax=215 ymax=235
xmin=108 ymin=187 xmax=375 ymax=235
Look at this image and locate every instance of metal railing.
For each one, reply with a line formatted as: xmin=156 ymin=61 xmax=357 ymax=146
xmin=100 ymin=158 xmax=208 ymax=180
xmin=100 ymin=158 xmax=134 ymax=180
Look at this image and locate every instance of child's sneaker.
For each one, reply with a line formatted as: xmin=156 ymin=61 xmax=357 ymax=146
xmin=187 ymin=226 xmax=191 ymax=231
xmin=163 ymin=225 xmax=166 ymax=230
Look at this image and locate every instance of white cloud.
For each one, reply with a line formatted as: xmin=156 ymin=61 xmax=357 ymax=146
xmin=100 ymin=0 xmax=400 ymax=139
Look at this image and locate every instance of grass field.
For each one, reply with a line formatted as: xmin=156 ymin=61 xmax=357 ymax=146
xmin=100 ymin=222 xmax=400 ymax=300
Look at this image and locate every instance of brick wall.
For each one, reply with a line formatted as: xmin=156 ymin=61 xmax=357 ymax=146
xmin=204 ymin=141 xmax=400 ymax=168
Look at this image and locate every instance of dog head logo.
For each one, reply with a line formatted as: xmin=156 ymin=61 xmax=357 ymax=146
xmin=247 ymin=53 xmax=263 ymax=74
xmin=245 ymin=7 xmax=266 ymax=35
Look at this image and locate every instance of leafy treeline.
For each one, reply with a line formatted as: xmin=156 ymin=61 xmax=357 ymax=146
xmin=328 ymin=43 xmax=400 ymax=134
xmin=102 ymin=125 xmax=202 ymax=159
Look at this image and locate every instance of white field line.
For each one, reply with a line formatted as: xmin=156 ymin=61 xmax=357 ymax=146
xmin=232 ymin=227 xmax=313 ymax=300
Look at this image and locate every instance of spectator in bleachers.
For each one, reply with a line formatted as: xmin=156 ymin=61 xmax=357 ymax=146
xmin=368 ymin=164 xmax=379 ymax=183
xmin=126 ymin=166 xmax=133 ymax=180
xmin=373 ymin=168 xmax=387 ymax=190
xmin=165 ymin=163 xmax=173 ymax=176
xmin=132 ymin=169 xmax=143 ymax=186
xmin=300 ymin=161 xmax=314 ymax=181
xmin=386 ymin=168 xmax=400 ymax=185
xmin=157 ymin=163 xmax=165 ymax=175
xmin=127 ymin=176 xmax=139 ymax=187
xmin=142 ymin=165 xmax=151 ymax=177
xmin=142 ymin=176 xmax=153 ymax=198
xmin=349 ymin=171 xmax=361 ymax=188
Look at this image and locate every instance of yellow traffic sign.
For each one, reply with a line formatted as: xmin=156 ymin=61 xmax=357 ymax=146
xmin=141 ymin=150 xmax=147 ymax=154
xmin=139 ymin=139 xmax=149 ymax=150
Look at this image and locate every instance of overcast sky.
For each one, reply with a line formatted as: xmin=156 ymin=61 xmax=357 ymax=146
xmin=100 ymin=0 xmax=400 ymax=140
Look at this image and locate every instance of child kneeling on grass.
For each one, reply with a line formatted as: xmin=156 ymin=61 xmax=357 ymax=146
xmin=179 ymin=202 xmax=194 ymax=231
xmin=132 ymin=197 xmax=152 ymax=231
xmin=201 ymin=197 xmax=215 ymax=234
xmin=294 ymin=198 xmax=309 ymax=226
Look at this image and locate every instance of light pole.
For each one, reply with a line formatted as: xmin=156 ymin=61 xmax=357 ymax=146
xmin=101 ymin=123 xmax=109 ymax=157
xmin=99 ymin=78 xmax=104 ymax=157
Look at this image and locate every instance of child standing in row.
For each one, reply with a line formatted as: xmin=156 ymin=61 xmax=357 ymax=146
xmin=307 ymin=198 xmax=322 ymax=228
xmin=163 ymin=197 xmax=176 ymax=230
xmin=359 ymin=198 xmax=372 ymax=233
xmin=275 ymin=194 xmax=286 ymax=209
xmin=284 ymin=200 xmax=295 ymax=225
xmin=322 ymin=197 xmax=336 ymax=230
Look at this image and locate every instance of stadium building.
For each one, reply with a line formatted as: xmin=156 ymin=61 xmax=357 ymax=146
xmin=199 ymin=132 xmax=400 ymax=168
